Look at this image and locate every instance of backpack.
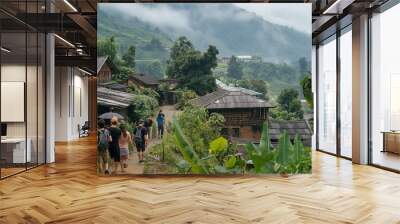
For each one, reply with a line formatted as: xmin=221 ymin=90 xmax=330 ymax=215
xmin=135 ymin=127 xmax=143 ymax=143
xmin=98 ymin=129 xmax=109 ymax=152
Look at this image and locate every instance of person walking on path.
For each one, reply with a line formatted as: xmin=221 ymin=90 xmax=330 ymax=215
xmin=97 ymin=119 xmax=110 ymax=174
xmin=109 ymin=116 xmax=122 ymax=173
xmin=156 ymin=110 xmax=165 ymax=139
xmin=133 ymin=119 xmax=148 ymax=163
xmin=144 ymin=117 xmax=154 ymax=140
xmin=119 ymin=123 xmax=132 ymax=172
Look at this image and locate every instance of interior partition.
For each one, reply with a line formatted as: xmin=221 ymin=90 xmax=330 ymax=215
xmin=0 ymin=2 xmax=47 ymax=179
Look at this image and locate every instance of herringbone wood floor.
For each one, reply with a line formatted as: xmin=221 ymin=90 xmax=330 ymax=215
xmin=1 ymin=136 xmax=400 ymax=224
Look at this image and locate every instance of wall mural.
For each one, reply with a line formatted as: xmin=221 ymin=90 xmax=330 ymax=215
xmin=96 ymin=3 xmax=312 ymax=175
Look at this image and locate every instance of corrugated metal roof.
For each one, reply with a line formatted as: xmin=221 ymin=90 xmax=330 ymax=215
xmin=191 ymin=89 xmax=274 ymax=109
xmin=216 ymin=79 xmax=262 ymax=96
xmin=97 ymin=87 xmax=135 ymax=108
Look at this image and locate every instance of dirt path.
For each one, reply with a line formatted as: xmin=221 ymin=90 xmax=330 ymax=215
xmin=115 ymin=105 xmax=178 ymax=174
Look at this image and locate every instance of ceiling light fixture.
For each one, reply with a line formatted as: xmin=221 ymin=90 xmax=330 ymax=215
xmin=1 ymin=47 xmax=11 ymax=53
xmin=54 ymin=34 xmax=75 ymax=48
xmin=78 ymin=67 xmax=93 ymax=76
xmin=63 ymin=0 xmax=78 ymax=12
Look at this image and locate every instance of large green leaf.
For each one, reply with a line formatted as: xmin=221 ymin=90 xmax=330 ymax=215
xmin=224 ymin=156 xmax=237 ymax=169
xmin=259 ymin=122 xmax=271 ymax=154
xmin=172 ymin=119 xmax=209 ymax=174
xmin=293 ymin=134 xmax=303 ymax=164
xmin=276 ymin=131 xmax=292 ymax=167
xmin=244 ymin=143 xmax=259 ymax=155
xmin=209 ymin=137 xmax=228 ymax=154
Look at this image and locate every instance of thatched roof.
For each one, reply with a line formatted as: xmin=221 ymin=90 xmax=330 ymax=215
xmin=97 ymin=87 xmax=134 ymax=108
xmin=191 ymin=89 xmax=274 ymax=109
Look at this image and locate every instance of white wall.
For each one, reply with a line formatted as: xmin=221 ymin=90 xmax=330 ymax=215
xmin=54 ymin=67 xmax=89 ymax=141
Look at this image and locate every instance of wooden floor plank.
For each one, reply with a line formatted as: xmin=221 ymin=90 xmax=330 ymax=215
xmin=0 ymin=136 xmax=399 ymax=223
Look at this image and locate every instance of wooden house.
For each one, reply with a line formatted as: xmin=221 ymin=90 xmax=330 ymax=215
xmin=128 ymin=73 xmax=160 ymax=89
xmin=97 ymin=56 xmax=112 ymax=83
xmin=191 ymin=89 xmax=274 ymax=142
xmin=191 ymin=88 xmax=312 ymax=146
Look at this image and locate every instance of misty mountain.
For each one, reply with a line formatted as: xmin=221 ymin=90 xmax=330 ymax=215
xmin=97 ymin=4 xmax=310 ymax=63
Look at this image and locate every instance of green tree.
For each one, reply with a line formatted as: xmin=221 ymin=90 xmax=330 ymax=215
xmin=98 ymin=36 xmax=118 ymax=62
xmin=127 ymin=95 xmax=159 ymax=123
xmin=237 ymin=79 xmax=268 ymax=99
xmin=300 ymin=75 xmax=313 ymax=108
xmin=98 ymin=36 xmax=133 ymax=76
xmin=227 ymin=56 xmax=243 ymax=79
xmin=122 ymin=45 xmax=136 ymax=69
xmin=271 ymin=88 xmax=304 ymax=120
xmin=166 ymin=36 xmax=218 ymax=95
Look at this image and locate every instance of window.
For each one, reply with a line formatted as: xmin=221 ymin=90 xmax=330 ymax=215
xmin=317 ymin=35 xmax=337 ymax=154
xmin=340 ymin=27 xmax=352 ymax=158
xmin=370 ymin=4 xmax=400 ymax=171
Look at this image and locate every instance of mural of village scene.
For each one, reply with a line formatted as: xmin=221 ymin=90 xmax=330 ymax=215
xmin=97 ymin=3 xmax=312 ymax=175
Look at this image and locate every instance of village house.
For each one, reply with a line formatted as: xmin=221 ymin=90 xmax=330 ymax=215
xmin=191 ymin=87 xmax=312 ymax=146
xmin=97 ymin=56 xmax=113 ymax=83
xmin=128 ymin=73 xmax=160 ymax=89
xmin=191 ymin=89 xmax=274 ymax=142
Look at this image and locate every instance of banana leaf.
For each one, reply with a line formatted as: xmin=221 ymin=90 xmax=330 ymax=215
xmin=172 ymin=119 xmax=209 ymax=174
xmin=259 ymin=121 xmax=272 ymax=154
xmin=276 ymin=131 xmax=292 ymax=167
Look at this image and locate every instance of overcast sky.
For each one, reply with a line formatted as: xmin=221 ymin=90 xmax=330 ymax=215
xmin=103 ymin=3 xmax=311 ymax=34
xmin=233 ymin=3 xmax=311 ymax=33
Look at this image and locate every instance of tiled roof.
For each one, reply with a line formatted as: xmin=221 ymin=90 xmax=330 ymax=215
xmin=129 ymin=73 xmax=159 ymax=86
xmin=268 ymin=120 xmax=312 ymax=140
xmin=191 ymin=89 xmax=274 ymax=109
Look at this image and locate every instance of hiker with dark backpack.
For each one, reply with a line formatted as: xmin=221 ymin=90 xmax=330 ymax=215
xmin=133 ymin=119 xmax=148 ymax=163
xmin=97 ymin=119 xmax=110 ymax=174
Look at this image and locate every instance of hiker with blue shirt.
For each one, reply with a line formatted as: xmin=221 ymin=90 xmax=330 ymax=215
xmin=156 ymin=110 xmax=165 ymax=138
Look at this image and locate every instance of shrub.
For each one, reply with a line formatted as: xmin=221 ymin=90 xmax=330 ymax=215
xmin=177 ymin=89 xmax=198 ymax=109
xmin=175 ymin=106 xmax=225 ymax=157
xmin=127 ymin=95 xmax=158 ymax=122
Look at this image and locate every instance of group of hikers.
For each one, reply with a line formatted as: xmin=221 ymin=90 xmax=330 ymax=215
xmin=97 ymin=110 xmax=165 ymax=174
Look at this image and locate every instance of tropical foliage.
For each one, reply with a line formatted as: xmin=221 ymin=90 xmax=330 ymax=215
xmin=244 ymin=122 xmax=311 ymax=174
